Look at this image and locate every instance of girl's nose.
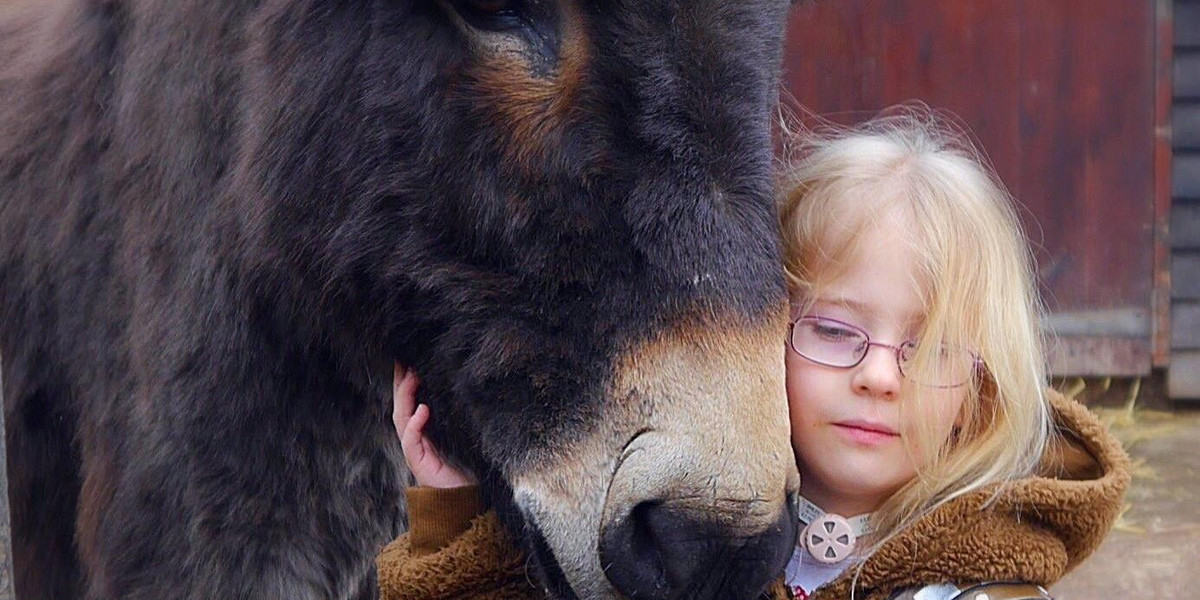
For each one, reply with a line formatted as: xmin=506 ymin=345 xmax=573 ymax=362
xmin=853 ymin=345 xmax=902 ymax=399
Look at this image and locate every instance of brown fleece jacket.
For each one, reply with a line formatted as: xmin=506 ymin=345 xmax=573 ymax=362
xmin=376 ymin=391 xmax=1129 ymax=600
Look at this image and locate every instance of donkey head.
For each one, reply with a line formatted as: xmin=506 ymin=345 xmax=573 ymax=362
xmin=241 ymin=1 xmax=799 ymax=598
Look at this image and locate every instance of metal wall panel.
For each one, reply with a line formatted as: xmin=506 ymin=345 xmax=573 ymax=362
xmin=1172 ymin=1 xmax=1200 ymax=399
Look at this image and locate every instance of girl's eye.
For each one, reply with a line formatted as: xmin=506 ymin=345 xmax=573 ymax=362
xmin=814 ymin=324 xmax=856 ymax=341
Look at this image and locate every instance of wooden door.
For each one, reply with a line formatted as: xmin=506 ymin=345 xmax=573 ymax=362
xmin=781 ymin=0 xmax=1163 ymax=376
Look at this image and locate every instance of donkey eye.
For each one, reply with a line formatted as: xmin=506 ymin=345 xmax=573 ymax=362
xmin=466 ymin=0 xmax=517 ymax=14
xmin=450 ymin=0 xmax=525 ymax=31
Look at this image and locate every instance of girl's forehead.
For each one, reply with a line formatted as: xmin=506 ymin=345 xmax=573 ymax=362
xmin=788 ymin=188 xmax=933 ymax=327
xmin=807 ymin=293 xmax=925 ymax=330
xmin=799 ymin=227 xmax=928 ymax=329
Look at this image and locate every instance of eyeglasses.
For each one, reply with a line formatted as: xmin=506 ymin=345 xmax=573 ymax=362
xmin=788 ymin=315 xmax=982 ymax=388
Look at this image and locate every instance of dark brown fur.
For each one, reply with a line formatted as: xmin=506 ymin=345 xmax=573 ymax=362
xmin=0 ymin=1 xmax=794 ymax=598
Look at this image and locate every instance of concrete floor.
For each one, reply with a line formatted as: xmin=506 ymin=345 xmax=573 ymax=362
xmin=1051 ymin=383 xmax=1200 ymax=599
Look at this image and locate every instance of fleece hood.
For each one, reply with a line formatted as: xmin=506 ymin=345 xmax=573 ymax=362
xmin=803 ymin=390 xmax=1132 ymax=600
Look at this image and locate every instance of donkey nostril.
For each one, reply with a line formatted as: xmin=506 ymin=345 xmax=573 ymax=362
xmin=600 ymin=497 xmax=797 ymax=600
xmin=599 ymin=501 xmax=673 ymax=600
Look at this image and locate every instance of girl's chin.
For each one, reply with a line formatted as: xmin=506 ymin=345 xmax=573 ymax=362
xmin=802 ymin=460 xmax=913 ymax=508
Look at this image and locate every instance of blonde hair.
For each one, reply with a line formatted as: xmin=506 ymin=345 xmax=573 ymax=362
xmin=777 ymin=107 xmax=1054 ymax=561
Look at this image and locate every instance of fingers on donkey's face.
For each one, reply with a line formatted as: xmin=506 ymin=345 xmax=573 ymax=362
xmin=392 ymin=363 xmax=404 ymax=404
xmin=400 ymin=405 xmax=425 ymax=459
xmin=410 ymin=404 xmax=431 ymax=437
xmin=392 ymin=364 xmax=421 ymax=419
xmin=396 ymin=370 xmax=420 ymax=401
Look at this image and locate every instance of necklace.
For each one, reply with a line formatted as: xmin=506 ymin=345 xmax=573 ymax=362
xmin=797 ymin=496 xmax=872 ymax=564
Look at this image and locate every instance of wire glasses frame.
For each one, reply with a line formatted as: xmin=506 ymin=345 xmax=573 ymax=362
xmin=788 ymin=315 xmax=983 ymax=389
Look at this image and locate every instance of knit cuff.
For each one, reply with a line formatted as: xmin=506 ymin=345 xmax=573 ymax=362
xmin=407 ymin=485 xmax=486 ymax=557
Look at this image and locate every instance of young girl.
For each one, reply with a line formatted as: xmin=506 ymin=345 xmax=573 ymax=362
xmin=377 ymin=113 xmax=1130 ymax=600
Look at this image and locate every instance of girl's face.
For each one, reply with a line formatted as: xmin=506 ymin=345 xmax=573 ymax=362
xmin=786 ymin=208 xmax=966 ymax=516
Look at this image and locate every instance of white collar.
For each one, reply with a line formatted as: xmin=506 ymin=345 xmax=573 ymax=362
xmin=796 ymin=495 xmax=873 ymax=537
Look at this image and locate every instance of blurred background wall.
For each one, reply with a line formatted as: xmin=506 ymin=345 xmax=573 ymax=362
xmin=781 ymin=0 xmax=1200 ymax=400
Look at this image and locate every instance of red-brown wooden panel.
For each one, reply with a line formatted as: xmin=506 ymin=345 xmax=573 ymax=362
xmin=781 ymin=0 xmax=1157 ymax=375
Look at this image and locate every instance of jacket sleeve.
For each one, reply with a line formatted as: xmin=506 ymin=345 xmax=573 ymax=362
xmin=404 ymin=485 xmax=487 ymax=557
xmin=376 ymin=485 xmax=542 ymax=600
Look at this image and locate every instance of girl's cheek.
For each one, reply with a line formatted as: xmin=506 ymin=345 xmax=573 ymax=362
xmin=947 ymin=388 xmax=969 ymax=429
xmin=923 ymin=387 xmax=963 ymax=424
xmin=901 ymin=392 xmax=962 ymax=464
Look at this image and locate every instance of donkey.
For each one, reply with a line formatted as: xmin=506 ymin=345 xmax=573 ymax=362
xmin=0 ymin=1 xmax=800 ymax=599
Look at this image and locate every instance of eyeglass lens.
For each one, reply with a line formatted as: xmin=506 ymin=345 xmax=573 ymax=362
xmin=790 ymin=317 xmax=975 ymax=388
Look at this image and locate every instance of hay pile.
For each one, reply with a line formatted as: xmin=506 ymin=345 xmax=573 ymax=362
xmin=1061 ymin=377 xmax=1184 ymax=534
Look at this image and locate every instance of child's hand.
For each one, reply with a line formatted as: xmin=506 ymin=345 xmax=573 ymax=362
xmin=392 ymin=363 xmax=476 ymax=489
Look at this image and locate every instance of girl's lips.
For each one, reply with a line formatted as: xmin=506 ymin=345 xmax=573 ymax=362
xmin=832 ymin=421 xmax=900 ymax=445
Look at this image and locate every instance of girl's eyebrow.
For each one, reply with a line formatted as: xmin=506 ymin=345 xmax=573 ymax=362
xmin=813 ymin=296 xmax=870 ymax=314
xmin=815 ymin=296 xmax=924 ymax=328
